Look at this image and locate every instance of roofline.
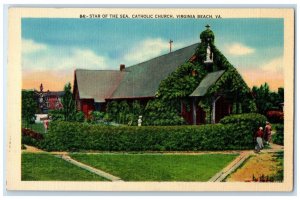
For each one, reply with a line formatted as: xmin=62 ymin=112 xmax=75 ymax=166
xmin=189 ymin=70 xmax=226 ymax=97
xmin=75 ymin=69 xmax=123 ymax=72
xmin=106 ymin=96 xmax=155 ymax=100
xmin=73 ymin=43 xmax=199 ymax=72
xmin=125 ymin=43 xmax=199 ymax=70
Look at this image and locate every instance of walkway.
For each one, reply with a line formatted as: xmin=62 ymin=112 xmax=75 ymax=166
xmin=209 ymin=142 xmax=283 ymax=182
xmin=58 ymin=154 xmax=123 ymax=182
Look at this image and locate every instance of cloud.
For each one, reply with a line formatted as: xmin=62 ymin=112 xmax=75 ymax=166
xmin=238 ymin=57 xmax=284 ymax=91
xmin=260 ymin=57 xmax=283 ymax=73
xmin=122 ymin=38 xmax=185 ymax=65
xmin=22 ymin=39 xmax=47 ymax=54
xmin=224 ymin=42 xmax=255 ymax=56
xmin=22 ymin=39 xmax=109 ymax=71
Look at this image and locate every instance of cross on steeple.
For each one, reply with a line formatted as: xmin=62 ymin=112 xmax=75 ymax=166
xmin=169 ymin=39 xmax=173 ymax=53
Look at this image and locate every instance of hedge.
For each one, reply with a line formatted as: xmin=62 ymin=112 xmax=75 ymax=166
xmin=220 ymin=113 xmax=267 ymax=133
xmin=272 ymin=124 xmax=284 ymax=145
xmin=22 ymin=128 xmax=44 ymax=146
xmin=39 ymin=113 xmax=267 ymax=152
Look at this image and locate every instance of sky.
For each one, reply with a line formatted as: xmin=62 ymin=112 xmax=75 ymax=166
xmin=22 ymin=18 xmax=284 ymax=91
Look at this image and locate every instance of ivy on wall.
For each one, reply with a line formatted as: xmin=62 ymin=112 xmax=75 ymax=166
xmin=107 ymin=28 xmax=256 ymax=125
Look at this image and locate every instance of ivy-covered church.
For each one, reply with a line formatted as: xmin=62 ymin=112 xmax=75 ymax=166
xmin=73 ymin=25 xmax=256 ymax=125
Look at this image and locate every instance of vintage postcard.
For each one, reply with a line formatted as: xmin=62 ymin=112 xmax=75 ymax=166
xmin=6 ymin=7 xmax=294 ymax=191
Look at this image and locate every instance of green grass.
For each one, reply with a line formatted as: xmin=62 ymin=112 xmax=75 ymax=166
xmin=22 ymin=153 xmax=108 ymax=181
xmin=22 ymin=123 xmax=45 ymax=134
xmin=71 ymin=153 xmax=238 ymax=181
xmin=270 ymin=151 xmax=284 ymax=181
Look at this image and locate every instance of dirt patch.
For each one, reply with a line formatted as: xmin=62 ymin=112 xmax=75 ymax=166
xmin=225 ymin=152 xmax=283 ymax=182
xmin=22 ymin=145 xmax=44 ymax=153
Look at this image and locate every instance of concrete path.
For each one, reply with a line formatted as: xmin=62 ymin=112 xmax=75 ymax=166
xmin=209 ymin=151 xmax=251 ymax=182
xmin=209 ymin=142 xmax=283 ymax=182
xmin=58 ymin=154 xmax=124 ymax=182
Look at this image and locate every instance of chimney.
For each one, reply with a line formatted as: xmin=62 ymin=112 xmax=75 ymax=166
xmin=120 ymin=64 xmax=125 ymax=71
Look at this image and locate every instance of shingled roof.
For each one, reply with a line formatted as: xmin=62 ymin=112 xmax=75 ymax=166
xmin=75 ymin=69 xmax=125 ymax=102
xmin=190 ymin=70 xmax=225 ymax=97
xmin=109 ymin=43 xmax=199 ymax=99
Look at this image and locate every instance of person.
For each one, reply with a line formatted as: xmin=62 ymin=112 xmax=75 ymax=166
xmin=255 ymin=127 xmax=264 ymax=153
xmin=264 ymin=121 xmax=272 ymax=145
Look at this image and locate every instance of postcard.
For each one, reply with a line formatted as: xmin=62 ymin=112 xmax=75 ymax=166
xmin=6 ymin=7 xmax=294 ymax=191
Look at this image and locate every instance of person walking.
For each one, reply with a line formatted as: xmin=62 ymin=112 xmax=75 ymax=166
xmin=255 ymin=127 xmax=264 ymax=153
xmin=264 ymin=121 xmax=272 ymax=145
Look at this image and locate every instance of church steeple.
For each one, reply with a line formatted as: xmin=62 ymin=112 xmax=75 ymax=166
xmin=201 ymin=25 xmax=214 ymax=65
xmin=200 ymin=24 xmax=215 ymax=44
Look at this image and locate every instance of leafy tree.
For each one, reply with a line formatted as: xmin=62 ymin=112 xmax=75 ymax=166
xmin=61 ymin=83 xmax=76 ymax=121
xmin=22 ymin=90 xmax=38 ymax=128
xmin=252 ymin=83 xmax=284 ymax=114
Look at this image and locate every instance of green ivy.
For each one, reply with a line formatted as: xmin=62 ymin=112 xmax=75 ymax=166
xmin=107 ymin=28 xmax=256 ymax=125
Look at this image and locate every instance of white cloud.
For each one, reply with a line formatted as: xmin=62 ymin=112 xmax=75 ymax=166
xmin=22 ymin=39 xmax=47 ymax=54
xmin=22 ymin=39 xmax=109 ymax=71
xmin=123 ymin=38 xmax=185 ymax=65
xmin=224 ymin=42 xmax=255 ymax=56
xmin=260 ymin=57 xmax=283 ymax=73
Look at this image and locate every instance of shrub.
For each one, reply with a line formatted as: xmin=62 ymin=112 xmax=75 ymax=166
xmin=75 ymin=111 xmax=85 ymax=122
xmin=272 ymin=124 xmax=284 ymax=145
xmin=220 ymin=113 xmax=267 ymax=132
xmin=39 ymin=118 xmax=259 ymax=152
xmin=48 ymin=110 xmax=65 ymax=121
xmin=21 ymin=128 xmax=44 ymax=146
xmin=90 ymin=111 xmax=105 ymax=123
xmin=266 ymin=110 xmax=284 ymax=123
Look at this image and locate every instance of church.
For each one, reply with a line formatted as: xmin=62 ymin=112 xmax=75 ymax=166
xmin=73 ymin=25 xmax=252 ymax=125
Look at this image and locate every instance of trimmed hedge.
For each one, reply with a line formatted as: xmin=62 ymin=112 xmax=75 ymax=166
xmin=220 ymin=113 xmax=267 ymax=128
xmin=39 ymin=113 xmax=267 ymax=151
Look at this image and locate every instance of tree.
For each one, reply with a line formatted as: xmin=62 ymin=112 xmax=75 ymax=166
xmin=22 ymin=90 xmax=37 ymax=128
xmin=252 ymin=83 xmax=283 ymax=114
xmin=61 ymin=83 xmax=76 ymax=121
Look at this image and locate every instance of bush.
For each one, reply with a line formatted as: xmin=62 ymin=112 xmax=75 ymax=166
xmin=39 ymin=117 xmax=261 ymax=152
xmin=90 ymin=111 xmax=105 ymax=123
xmin=272 ymin=124 xmax=284 ymax=145
xmin=22 ymin=128 xmax=44 ymax=146
xmin=266 ymin=110 xmax=284 ymax=123
xmin=220 ymin=113 xmax=267 ymax=132
xmin=48 ymin=110 xmax=65 ymax=121
xmin=75 ymin=111 xmax=85 ymax=122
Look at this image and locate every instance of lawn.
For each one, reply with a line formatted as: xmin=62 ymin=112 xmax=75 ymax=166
xmin=22 ymin=123 xmax=45 ymax=134
xmin=22 ymin=153 xmax=108 ymax=181
xmin=71 ymin=153 xmax=238 ymax=181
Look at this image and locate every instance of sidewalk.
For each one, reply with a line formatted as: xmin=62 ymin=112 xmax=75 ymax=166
xmin=209 ymin=142 xmax=283 ymax=182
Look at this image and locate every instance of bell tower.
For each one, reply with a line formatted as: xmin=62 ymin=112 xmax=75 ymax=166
xmin=200 ymin=24 xmax=215 ymax=71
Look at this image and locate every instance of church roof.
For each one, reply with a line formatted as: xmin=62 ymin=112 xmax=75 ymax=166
xmin=109 ymin=43 xmax=199 ymax=99
xmin=75 ymin=69 xmax=125 ymax=102
xmin=190 ymin=70 xmax=225 ymax=97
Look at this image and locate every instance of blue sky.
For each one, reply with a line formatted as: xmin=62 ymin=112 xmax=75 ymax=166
xmin=21 ymin=18 xmax=284 ymax=90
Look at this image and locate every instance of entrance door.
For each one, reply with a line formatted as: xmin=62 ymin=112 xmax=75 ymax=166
xmin=215 ymin=96 xmax=231 ymax=123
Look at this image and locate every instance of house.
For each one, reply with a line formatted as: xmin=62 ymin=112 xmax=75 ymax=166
xmin=73 ymin=25 xmax=251 ymax=124
xmin=34 ymin=84 xmax=64 ymax=114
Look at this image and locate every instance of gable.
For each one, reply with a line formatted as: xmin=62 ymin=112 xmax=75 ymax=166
xmin=109 ymin=43 xmax=199 ymax=99
xmin=190 ymin=70 xmax=225 ymax=97
xmin=75 ymin=69 xmax=125 ymax=102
